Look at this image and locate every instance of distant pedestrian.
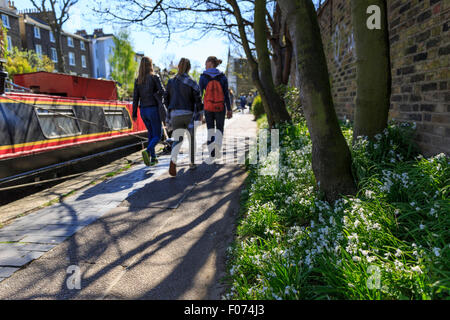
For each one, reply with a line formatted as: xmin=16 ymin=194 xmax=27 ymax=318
xmin=229 ymin=88 xmax=235 ymax=110
xmin=199 ymin=56 xmax=232 ymax=160
xmin=247 ymin=92 xmax=254 ymax=111
xmin=239 ymin=93 xmax=247 ymax=112
xmin=133 ymin=56 xmax=166 ymax=166
xmin=165 ymin=57 xmax=203 ymax=177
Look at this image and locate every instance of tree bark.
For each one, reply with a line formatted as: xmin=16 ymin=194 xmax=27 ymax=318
xmin=278 ymin=0 xmax=356 ymax=202
xmin=351 ymin=0 xmax=391 ymax=141
xmin=269 ymin=4 xmax=293 ymax=87
xmin=282 ymin=25 xmax=293 ymax=85
xmin=255 ymin=0 xmax=291 ymax=124
xmin=226 ymin=0 xmax=275 ymax=126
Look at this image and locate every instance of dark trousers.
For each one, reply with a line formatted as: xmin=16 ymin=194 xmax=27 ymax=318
xmin=205 ymin=110 xmax=225 ymax=156
xmin=140 ymin=106 xmax=161 ymax=159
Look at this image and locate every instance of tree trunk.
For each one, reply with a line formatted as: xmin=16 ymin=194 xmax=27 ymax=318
xmin=270 ymin=4 xmax=283 ymax=87
xmin=53 ymin=25 xmax=66 ymax=73
xmin=255 ymin=0 xmax=291 ymax=124
xmin=278 ymin=0 xmax=356 ymax=202
xmin=282 ymin=25 xmax=293 ymax=85
xmin=351 ymin=0 xmax=391 ymax=140
xmin=270 ymin=4 xmax=293 ymax=87
xmin=226 ymin=0 xmax=274 ymax=126
xmin=227 ymin=0 xmax=291 ymax=127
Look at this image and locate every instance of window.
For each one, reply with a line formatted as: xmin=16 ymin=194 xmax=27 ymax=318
xmin=7 ymin=36 xmax=12 ymax=52
xmin=34 ymin=26 xmax=40 ymax=39
xmin=50 ymin=48 xmax=58 ymax=62
xmin=49 ymin=31 xmax=55 ymax=43
xmin=81 ymin=55 xmax=86 ymax=68
xmin=103 ymin=108 xmax=131 ymax=131
xmin=67 ymin=36 xmax=74 ymax=47
xmin=35 ymin=44 xmax=42 ymax=58
xmin=2 ymin=14 xmax=9 ymax=29
xmin=35 ymin=106 xmax=81 ymax=139
xmin=80 ymin=41 xmax=85 ymax=50
xmin=69 ymin=52 xmax=75 ymax=66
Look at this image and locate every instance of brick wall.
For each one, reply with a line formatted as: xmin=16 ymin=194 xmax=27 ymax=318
xmin=317 ymin=0 xmax=449 ymax=156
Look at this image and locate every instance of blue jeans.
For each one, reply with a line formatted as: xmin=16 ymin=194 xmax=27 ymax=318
xmin=140 ymin=106 xmax=161 ymax=159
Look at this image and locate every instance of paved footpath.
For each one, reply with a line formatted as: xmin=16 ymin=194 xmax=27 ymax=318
xmin=0 ymin=112 xmax=256 ymax=299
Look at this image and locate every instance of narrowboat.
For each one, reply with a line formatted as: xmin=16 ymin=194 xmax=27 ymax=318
xmin=0 ymin=72 xmax=148 ymax=189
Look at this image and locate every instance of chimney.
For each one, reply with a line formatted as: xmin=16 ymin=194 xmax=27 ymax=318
xmin=76 ymin=29 xmax=87 ymax=37
xmin=94 ymin=28 xmax=104 ymax=36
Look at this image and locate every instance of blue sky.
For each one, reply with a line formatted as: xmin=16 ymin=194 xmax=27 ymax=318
xmin=17 ymin=0 xmax=231 ymax=72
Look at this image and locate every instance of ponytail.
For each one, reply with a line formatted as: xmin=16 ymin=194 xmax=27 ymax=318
xmin=206 ymin=56 xmax=222 ymax=68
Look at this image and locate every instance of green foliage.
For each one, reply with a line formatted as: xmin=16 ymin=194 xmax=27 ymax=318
xmin=225 ymin=119 xmax=449 ymax=300
xmin=5 ymin=47 xmax=54 ymax=77
xmin=190 ymin=69 xmax=201 ymax=82
xmin=2 ymin=27 xmax=53 ymax=77
xmin=109 ymin=29 xmax=138 ymax=100
xmin=256 ymin=114 xmax=268 ymax=129
xmin=1 ymin=25 xmax=7 ymax=60
xmin=279 ymin=85 xmax=303 ymax=123
xmin=251 ymin=96 xmax=265 ymax=120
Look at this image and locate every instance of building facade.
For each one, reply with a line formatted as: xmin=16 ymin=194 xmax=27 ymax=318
xmin=225 ymin=51 xmax=255 ymax=97
xmin=3 ymin=7 xmax=143 ymax=84
xmin=19 ymin=12 xmax=92 ymax=77
xmin=83 ymin=29 xmax=115 ymax=79
xmin=0 ymin=0 xmax=21 ymax=52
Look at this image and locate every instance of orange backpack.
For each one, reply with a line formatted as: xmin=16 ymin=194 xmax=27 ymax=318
xmin=204 ymin=79 xmax=225 ymax=112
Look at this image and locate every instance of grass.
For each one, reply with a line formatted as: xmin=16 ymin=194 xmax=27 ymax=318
xmin=224 ymin=118 xmax=449 ymax=300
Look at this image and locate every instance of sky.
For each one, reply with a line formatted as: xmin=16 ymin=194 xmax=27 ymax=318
xmin=16 ymin=0 xmax=231 ymax=72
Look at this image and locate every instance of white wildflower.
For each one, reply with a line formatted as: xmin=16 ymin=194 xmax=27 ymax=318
xmin=365 ymin=190 xmax=375 ymax=199
xmin=411 ymin=266 xmax=423 ymax=274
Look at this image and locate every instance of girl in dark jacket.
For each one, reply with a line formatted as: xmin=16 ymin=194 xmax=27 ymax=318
xmin=164 ymin=58 xmax=203 ymax=177
xmin=133 ymin=56 xmax=166 ymax=166
xmin=199 ymin=56 xmax=232 ymax=159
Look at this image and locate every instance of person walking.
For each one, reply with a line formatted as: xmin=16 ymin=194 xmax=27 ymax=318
xmin=239 ymin=93 xmax=247 ymax=113
xmin=165 ymin=57 xmax=203 ymax=177
xmin=229 ymin=88 xmax=235 ymax=110
xmin=247 ymin=92 xmax=254 ymax=112
xmin=199 ymin=56 xmax=232 ymax=159
xmin=133 ymin=56 xmax=166 ymax=166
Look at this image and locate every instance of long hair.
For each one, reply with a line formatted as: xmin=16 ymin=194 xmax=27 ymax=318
xmin=177 ymin=58 xmax=191 ymax=75
xmin=206 ymin=56 xmax=222 ymax=68
xmin=137 ymin=56 xmax=154 ymax=85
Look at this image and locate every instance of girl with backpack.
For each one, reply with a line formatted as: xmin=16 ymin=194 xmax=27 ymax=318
xmin=199 ymin=56 xmax=232 ymax=159
xmin=132 ymin=56 xmax=166 ymax=166
xmin=164 ymin=58 xmax=203 ymax=177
